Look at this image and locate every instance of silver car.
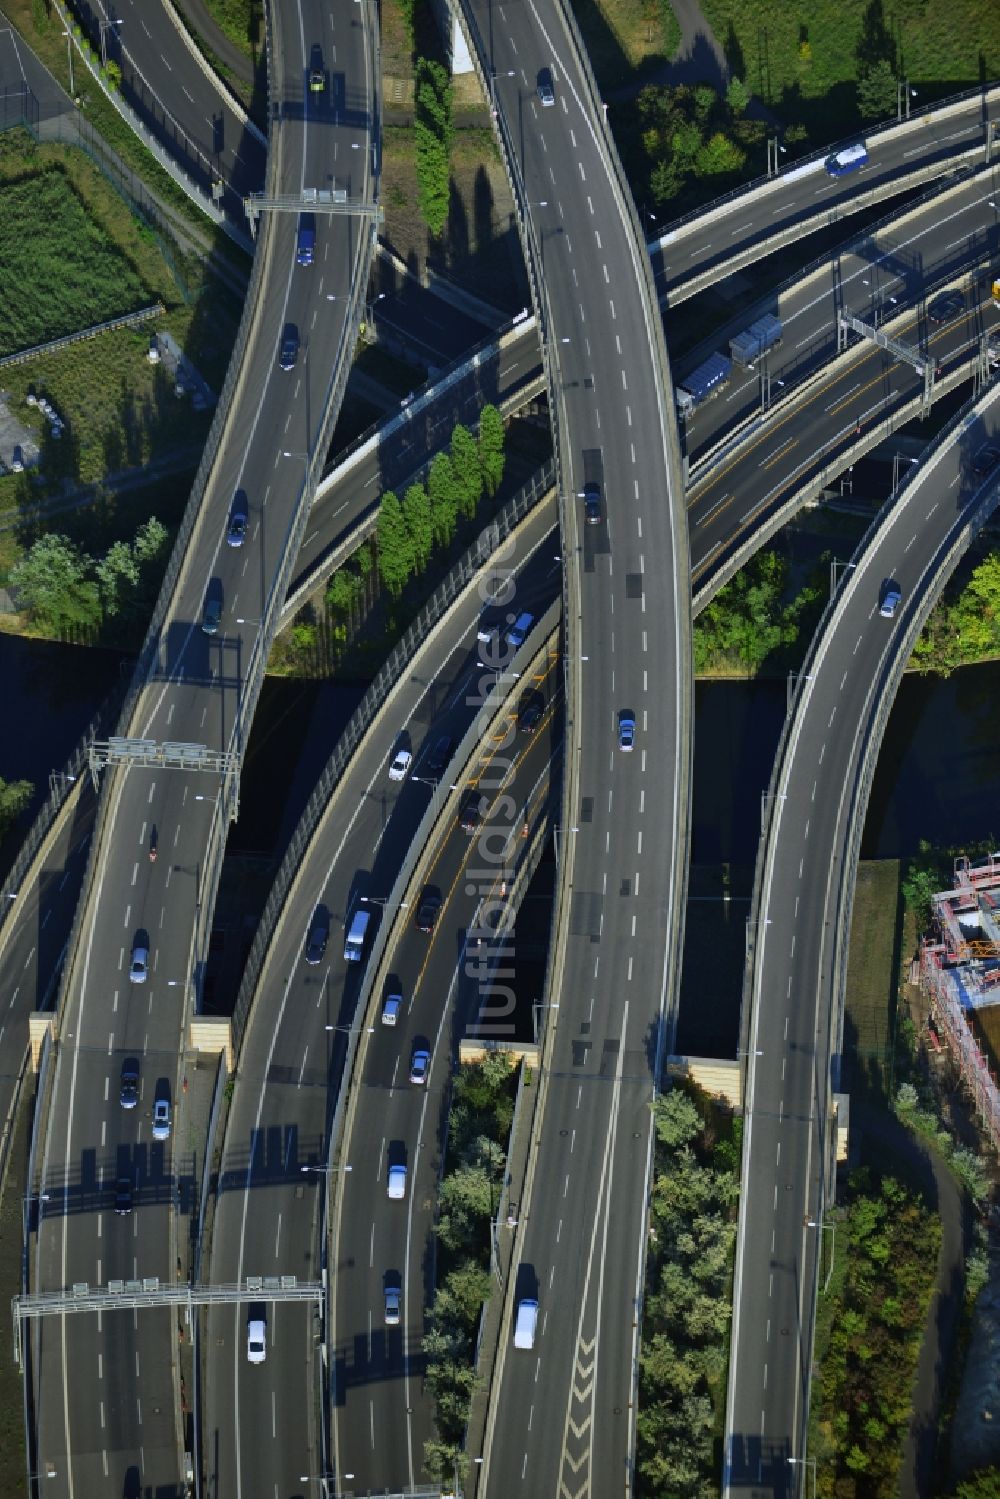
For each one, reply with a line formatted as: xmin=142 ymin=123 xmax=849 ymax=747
xmin=129 ymin=938 xmax=149 ymax=984
xmin=152 ymin=1098 xmax=171 ymax=1142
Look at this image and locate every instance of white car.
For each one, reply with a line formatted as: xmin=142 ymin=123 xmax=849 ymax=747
xmin=152 ymin=1098 xmax=171 ymax=1142
xmin=387 ymin=1164 xmax=407 ymax=1200
xmin=384 ymin=1286 xmax=401 ymax=1325
xmin=247 ymin=1317 xmax=266 ymax=1364
xmin=388 ymin=749 xmax=412 ymax=783
xmin=382 ymin=993 xmax=402 ymax=1026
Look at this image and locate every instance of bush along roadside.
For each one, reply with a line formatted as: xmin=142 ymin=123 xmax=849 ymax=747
xmin=811 ymin=1169 xmax=940 ymax=1496
xmin=270 ymin=405 xmax=509 ymax=678
xmin=635 ymin=1088 xmax=741 ymax=1498
xmin=421 ymin=1052 xmax=518 ymax=1490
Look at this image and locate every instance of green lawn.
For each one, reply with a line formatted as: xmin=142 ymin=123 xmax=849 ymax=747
xmin=0 ymin=167 xmax=149 ymax=355
xmin=843 ymin=859 xmax=902 ymax=1095
xmin=699 ymin=0 xmax=1000 ymax=130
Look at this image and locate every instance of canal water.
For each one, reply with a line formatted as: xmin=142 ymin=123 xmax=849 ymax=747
xmin=1 ymin=634 xmax=998 ymax=1040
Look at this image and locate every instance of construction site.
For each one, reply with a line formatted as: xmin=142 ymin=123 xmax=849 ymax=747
xmin=921 ymin=851 xmax=1000 ymax=1151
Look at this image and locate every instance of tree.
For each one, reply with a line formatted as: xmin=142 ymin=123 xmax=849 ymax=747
xmin=477 ymin=405 xmax=506 ymax=497
xmin=428 ymin=451 xmax=459 ymax=547
xmin=414 ymin=58 xmax=452 ymax=238
xmin=376 ymin=491 xmax=413 ymax=598
xmin=450 ymin=424 xmax=482 ymax=519
xmin=955 ymin=1471 xmax=1000 ymax=1498
xmin=857 ymin=57 xmax=897 ymax=120
xmin=0 ymin=777 xmax=33 ymax=842
xmin=725 ymin=76 xmax=750 ymax=116
xmin=96 ymin=539 xmax=140 ymax=618
xmin=654 ymin=1090 xmax=702 ymax=1149
xmin=402 ymin=482 xmax=433 ymax=571
xmin=10 ymin=533 xmax=101 ymax=636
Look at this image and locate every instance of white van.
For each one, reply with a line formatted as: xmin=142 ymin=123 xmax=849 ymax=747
xmin=344 ymin=907 xmax=371 ymax=963
xmin=513 ymin=1298 xmax=538 ymax=1349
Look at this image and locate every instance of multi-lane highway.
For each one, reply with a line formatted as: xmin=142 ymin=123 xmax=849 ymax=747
xmin=14 ymin=6 xmax=1000 ymax=1495
xmin=28 ymin=2 xmax=376 ymax=1491
xmin=203 ymin=504 xmax=560 ymax=1496
xmin=727 ymin=380 xmax=1000 ymax=1496
xmin=68 ymin=0 xmax=266 ymax=220
xmin=458 ymin=1 xmax=691 ymax=1495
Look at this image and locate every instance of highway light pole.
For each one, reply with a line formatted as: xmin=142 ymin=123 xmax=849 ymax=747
xmin=48 ymin=770 xmax=76 ymax=801
xmin=532 ymin=1000 xmax=559 ymax=1043
xmin=897 ymin=81 xmax=917 ymax=121
xmin=787 ymin=1454 xmax=817 ymax=1499
xmin=61 ymin=29 xmax=75 ymax=97
xmin=806 ymin=1217 xmax=836 ymax=1292
xmin=99 ymin=16 xmax=123 ymax=69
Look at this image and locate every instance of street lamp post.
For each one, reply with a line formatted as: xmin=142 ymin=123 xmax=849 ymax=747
xmin=62 ymin=30 xmax=75 ymax=97
xmin=806 ymin=1216 xmax=836 ymax=1292
xmin=788 ymin=1455 xmax=817 ymax=1499
xmin=301 ymin=1164 xmax=352 ymax=1176
xmin=100 ymin=17 xmax=123 ymax=70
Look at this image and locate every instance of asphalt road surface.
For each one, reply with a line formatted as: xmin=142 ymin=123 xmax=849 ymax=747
xmin=726 ymin=384 xmax=1000 ymax=1497
xmin=30 ymin=1 xmax=376 ymax=1491
xmin=203 ymin=504 xmax=560 ymax=1498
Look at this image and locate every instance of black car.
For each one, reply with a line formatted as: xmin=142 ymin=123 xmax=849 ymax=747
xmin=119 ymin=1058 xmax=139 ymax=1111
xmin=425 ymin=735 xmax=454 ymax=777
xmin=304 ymin=906 xmax=330 ymax=965
xmin=972 ymin=443 xmax=1000 ymax=479
xmin=459 ymin=791 xmax=484 ymax=834
xmin=518 ymin=691 xmax=544 ymax=733
xmin=279 ymin=324 xmax=299 ymax=371
xmin=414 ymin=889 xmax=441 ymax=934
xmin=114 ymin=1176 xmax=133 ymax=1216
xmin=583 ymin=482 xmax=602 ymax=526
xmin=927 ymin=289 xmax=966 ymax=325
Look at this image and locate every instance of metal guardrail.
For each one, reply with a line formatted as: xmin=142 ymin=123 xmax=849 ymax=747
xmin=677 ymin=164 xmax=994 ymax=410
xmin=691 ymin=341 xmax=995 ymax=614
xmin=659 ymin=80 xmax=1000 ymax=246
xmin=730 ymin=374 xmax=1000 ymax=1492
xmin=231 ymin=460 xmax=553 ymax=1049
xmin=0 ymin=303 xmax=164 ymax=371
